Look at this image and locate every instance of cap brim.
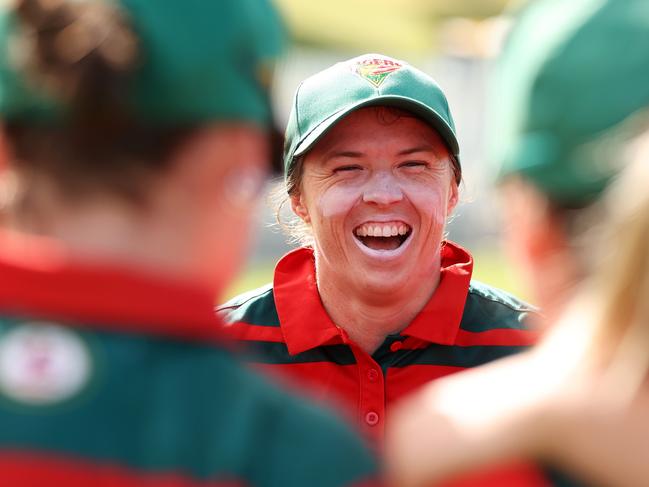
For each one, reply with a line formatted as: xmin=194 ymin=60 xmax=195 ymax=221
xmin=293 ymin=95 xmax=460 ymax=159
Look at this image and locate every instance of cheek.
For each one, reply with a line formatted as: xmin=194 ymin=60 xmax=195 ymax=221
xmin=213 ymin=206 xmax=253 ymax=255
xmin=402 ymin=181 xmax=450 ymax=227
xmin=194 ymin=203 xmax=255 ymax=291
xmin=312 ymin=183 xmax=361 ymax=221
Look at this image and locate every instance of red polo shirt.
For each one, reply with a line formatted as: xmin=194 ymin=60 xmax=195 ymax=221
xmin=220 ymin=242 xmax=555 ymax=486
xmin=220 ymin=242 xmax=539 ymax=440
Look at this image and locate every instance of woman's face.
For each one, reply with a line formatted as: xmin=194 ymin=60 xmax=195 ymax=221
xmin=499 ymin=177 xmax=578 ymax=322
xmin=291 ymin=107 xmax=458 ymax=297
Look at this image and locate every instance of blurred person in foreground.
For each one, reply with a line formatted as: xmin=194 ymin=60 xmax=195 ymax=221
xmin=219 ymin=53 xmax=548 ymax=483
xmin=0 ymin=0 xmax=380 ymax=485
xmin=385 ymin=0 xmax=649 ymax=485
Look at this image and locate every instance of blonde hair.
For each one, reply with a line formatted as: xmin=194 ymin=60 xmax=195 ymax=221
xmin=268 ymin=157 xmax=313 ymax=247
xmin=558 ymin=129 xmax=649 ymax=405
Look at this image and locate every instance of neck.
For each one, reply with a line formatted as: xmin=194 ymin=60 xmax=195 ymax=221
xmin=9 ymin=193 xmax=204 ymax=284
xmin=315 ymin=258 xmax=441 ymax=354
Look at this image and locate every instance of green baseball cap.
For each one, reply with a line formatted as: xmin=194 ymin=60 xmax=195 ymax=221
xmin=0 ymin=0 xmax=286 ymax=126
xmin=283 ymin=53 xmax=460 ymax=179
xmin=493 ymin=0 xmax=649 ymax=207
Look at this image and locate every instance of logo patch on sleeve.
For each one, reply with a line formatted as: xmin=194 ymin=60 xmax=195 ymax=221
xmin=353 ymin=56 xmax=404 ymax=87
xmin=0 ymin=323 xmax=92 ymax=405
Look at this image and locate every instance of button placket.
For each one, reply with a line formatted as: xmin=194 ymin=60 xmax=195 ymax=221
xmin=367 ymin=368 xmax=379 ymax=382
xmin=350 ymin=346 xmax=386 ymax=438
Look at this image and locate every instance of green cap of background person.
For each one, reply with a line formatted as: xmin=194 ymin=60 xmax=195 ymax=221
xmin=0 ymin=0 xmax=286 ymax=125
xmin=493 ymin=0 xmax=649 ymax=208
xmin=284 ymin=53 xmax=461 ymax=180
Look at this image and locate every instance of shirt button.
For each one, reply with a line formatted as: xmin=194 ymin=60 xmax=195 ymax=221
xmin=367 ymin=368 xmax=379 ymax=382
xmin=390 ymin=341 xmax=403 ymax=352
xmin=365 ymin=411 xmax=379 ymax=426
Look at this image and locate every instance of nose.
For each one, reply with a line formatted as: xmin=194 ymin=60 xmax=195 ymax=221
xmin=362 ymin=171 xmax=403 ymax=206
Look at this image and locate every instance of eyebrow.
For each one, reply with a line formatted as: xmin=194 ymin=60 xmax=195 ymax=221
xmin=322 ymin=145 xmax=441 ymax=163
xmin=398 ymin=145 xmax=438 ymax=156
xmin=323 ymin=151 xmax=364 ymax=162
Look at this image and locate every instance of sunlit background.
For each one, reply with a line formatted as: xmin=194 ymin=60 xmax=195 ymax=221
xmin=227 ymin=0 xmax=531 ymax=301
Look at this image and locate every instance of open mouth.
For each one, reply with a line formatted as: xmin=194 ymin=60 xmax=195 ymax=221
xmin=353 ymin=222 xmax=412 ymax=251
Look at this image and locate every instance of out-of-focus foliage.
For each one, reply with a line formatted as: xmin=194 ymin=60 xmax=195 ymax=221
xmin=273 ymin=0 xmax=516 ymax=54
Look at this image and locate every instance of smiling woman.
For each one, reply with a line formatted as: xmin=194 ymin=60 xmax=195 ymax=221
xmin=218 ymin=53 xmax=547 ymax=484
xmin=274 ymin=106 xmax=461 ymax=248
xmin=290 ymin=107 xmax=459 ymax=345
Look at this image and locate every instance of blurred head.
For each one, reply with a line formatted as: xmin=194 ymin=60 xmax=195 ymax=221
xmin=492 ymin=0 xmax=649 ymax=316
xmin=282 ymin=54 xmax=460 ymax=297
xmin=0 ymin=0 xmax=285 ymax=288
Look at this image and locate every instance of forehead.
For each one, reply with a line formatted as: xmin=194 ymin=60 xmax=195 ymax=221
xmin=309 ymin=106 xmax=448 ymax=155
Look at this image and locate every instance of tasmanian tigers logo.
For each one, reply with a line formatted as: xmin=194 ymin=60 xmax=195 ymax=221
xmin=353 ymin=56 xmax=403 ymax=87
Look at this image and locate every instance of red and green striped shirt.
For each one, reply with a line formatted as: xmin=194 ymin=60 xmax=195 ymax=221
xmin=0 ymin=233 xmax=379 ymax=487
xmin=219 ymin=242 xmax=555 ymax=486
xmin=220 ymin=242 xmax=539 ymax=442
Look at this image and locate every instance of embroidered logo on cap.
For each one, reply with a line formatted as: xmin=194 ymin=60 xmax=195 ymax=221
xmin=353 ymin=57 xmax=403 ymax=87
xmin=0 ymin=323 xmax=92 ymax=405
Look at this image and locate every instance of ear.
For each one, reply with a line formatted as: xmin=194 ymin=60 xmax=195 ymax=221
xmin=290 ymin=192 xmax=311 ymax=224
xmin=446 ymin=179 xmax=459 ymax=214
xmin=0 ymin=127 xmax=8 ymax=174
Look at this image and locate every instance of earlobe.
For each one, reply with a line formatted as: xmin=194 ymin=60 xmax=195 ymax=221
xmin=290 ymin=194 xmax=310 ymax=223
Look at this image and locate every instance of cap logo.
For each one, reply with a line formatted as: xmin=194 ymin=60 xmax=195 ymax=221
xmin=354 ymin=57 xmax=403 ymax=87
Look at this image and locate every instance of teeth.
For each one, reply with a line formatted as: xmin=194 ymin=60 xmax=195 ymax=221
xmin=354 ymin=222 xmax=411 ymax=238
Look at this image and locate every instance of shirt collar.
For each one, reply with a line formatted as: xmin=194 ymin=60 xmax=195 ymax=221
xmin=273 ymin=241 xmax=473 ymax=355
xmin=274 ymin=248 xmax=342 ymax=355
xmin=400 ymin=242 xmax=473 ymax=345
xmin=0 ymin=231 xmax=224 ymax=343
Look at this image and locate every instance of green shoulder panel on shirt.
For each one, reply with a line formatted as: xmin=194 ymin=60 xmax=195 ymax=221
xmin=0 ymin=317 xmax=377 ymax=487
xmin=460 ymin=281 xmax=539 ymax=333
xmin=542 ymin=464 xmax=589 ymax=487
xmin=218 ymin=283 xmax=280 ymax=327
xmin=220 ymin=280 xmax=539 ymax=335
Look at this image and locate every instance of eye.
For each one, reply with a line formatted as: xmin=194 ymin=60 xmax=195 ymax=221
xmin=333 ymin=164 xmax=363 ymax=173
xmin=399 ymin=161 xmax=429 ymax=170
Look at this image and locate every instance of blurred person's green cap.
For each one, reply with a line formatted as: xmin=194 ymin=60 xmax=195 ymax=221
xmin=283 ymin=53 xmax=460 ymax=180
xmin=493 ymin=0 xmax=649 ymax=207
xmin=0 ymin=0 xmax=286 ymax=126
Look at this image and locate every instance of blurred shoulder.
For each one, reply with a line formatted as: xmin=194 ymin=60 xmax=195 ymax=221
xmin=230 ymin=361 xmax=380 ymax=487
